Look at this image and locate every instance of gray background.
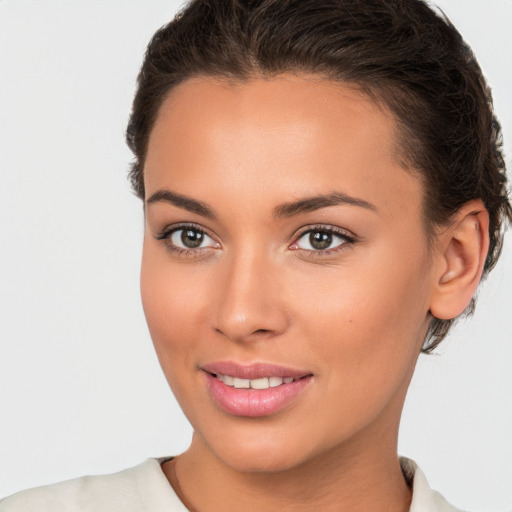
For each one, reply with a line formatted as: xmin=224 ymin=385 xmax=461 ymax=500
xmin=1 ymin=1 xmax=511 ymax=510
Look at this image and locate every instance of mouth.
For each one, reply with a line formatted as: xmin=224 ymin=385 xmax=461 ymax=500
xmin=211 ymin=373 xmax=301 ymax=390
xmin=201 ymin=362 xmax=313 ymax=417
xmin=201 ymin=361 xmax=311 ymax=380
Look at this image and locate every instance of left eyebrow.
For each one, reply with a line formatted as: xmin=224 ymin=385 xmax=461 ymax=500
xmin=273 ymin=192 xmax=378 ymax=218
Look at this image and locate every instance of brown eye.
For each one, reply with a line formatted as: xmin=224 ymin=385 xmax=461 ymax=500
xmin=309 ymin=231 xmax=332 ymax=250
xmin=293 ymin=228 xmax=351 ymax=253
xmin=180 ymin=229 xmax=204 ymax=248
xmin=168 ymin=227 xmax=218 ymax=250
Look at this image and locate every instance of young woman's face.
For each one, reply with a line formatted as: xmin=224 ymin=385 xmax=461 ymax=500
xmin=141 ymin=75 xmax=435 ymax=472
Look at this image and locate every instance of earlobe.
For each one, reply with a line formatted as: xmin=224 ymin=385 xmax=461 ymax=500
xmin=429 ymin=200 xmax=490 ymax=320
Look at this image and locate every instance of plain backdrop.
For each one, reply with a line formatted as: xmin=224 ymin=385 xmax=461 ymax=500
xmin=0 ymin=0 xmax=511 ymax=510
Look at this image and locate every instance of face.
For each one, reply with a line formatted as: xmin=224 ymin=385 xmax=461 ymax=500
xmin=141 ymin=75 xmax=434 ymax=472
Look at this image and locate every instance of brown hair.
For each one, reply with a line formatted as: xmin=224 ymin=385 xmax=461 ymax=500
xmin=126 ymin=0 xmax=511 ymax=352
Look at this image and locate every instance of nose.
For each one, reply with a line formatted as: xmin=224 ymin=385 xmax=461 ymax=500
xmin=213 ymin=249 xmax=289 ymax=343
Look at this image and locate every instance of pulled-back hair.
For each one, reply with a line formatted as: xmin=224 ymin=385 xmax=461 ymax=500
xmin=126 ymin=0 xmax=511 ymax=352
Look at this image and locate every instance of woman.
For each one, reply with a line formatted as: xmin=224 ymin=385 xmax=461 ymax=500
xmin=1 ymin=0 xmax=510 ymax=510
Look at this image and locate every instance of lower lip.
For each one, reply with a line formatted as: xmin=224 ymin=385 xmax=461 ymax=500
xmin=205 ymin=373 xmax=313 ymax=417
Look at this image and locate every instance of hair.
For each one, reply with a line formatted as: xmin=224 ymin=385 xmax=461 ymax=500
xmin=126 ymin=0 xmax=511 ymax=352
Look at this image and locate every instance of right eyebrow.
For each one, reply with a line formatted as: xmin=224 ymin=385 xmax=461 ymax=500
xmin=146 ymin=189 xmax=215 ymax=218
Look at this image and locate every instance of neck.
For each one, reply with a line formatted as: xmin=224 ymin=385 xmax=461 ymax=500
xmin=163 ymin=427 xmax=411 ymax=512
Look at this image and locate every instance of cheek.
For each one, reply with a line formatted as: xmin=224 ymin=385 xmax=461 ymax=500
xmin=295 ymin=241 xmax=431 ymax=396
xmin=140 ymin=241 xmax=210 ymax=377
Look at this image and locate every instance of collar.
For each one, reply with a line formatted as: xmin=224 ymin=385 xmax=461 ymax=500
xmin=400 ymin=457 xmax=462 ymax=512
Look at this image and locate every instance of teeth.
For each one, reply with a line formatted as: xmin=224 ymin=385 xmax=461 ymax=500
xmin=269 ymin=376 xmax=283 ymax=387
xmin=233 ymin=377 xmax=250 ymax=389
xmin=250 ymin=377 xmax=269 ymax=389
xmin=222 ymin=374 xmax=234 ymax=386
xmin=217 ymin=374 xmax=297 ymax=389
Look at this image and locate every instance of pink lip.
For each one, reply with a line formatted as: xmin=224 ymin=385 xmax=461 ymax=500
xmin=201 ymin=361 xmax=313 ymax=417
xmin=202 ymin=361 xmax=309 ymax=380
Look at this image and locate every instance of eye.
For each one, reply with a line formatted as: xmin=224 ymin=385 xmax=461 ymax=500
xmin=170 ymin=227 xmax=216 ymax=249
xmin=156 ymin=224 xmax=219 ymax=254
xmin=291 ymin=227 xmax=354 ymax=253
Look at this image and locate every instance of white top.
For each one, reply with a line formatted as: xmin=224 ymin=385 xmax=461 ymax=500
xmin=0 ymin=457 xmax=461 ymax=511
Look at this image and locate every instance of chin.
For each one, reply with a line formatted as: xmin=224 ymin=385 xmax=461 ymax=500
xmin=217 ymin=447 xmax=306 ymax=474
xmin=195 ymin=422 xmax=324 ymax=474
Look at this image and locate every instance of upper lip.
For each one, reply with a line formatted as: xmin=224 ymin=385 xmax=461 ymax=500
xmin=201 ymin=361 xmax=312 ymax=380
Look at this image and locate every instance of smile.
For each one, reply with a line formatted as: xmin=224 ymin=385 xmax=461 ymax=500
xmin=214 ymin=374 xmax=297 ymax=389
xmin=202 ymin=362 xmax=313 ymax=417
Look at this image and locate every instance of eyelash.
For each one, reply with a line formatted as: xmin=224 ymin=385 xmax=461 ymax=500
xmin=155 ymin=223 xmax=357 ymax=258
xmin=155 ymin=223 xmax=218 ymax=257
xmin=291 ymin=224 xmax=357 ymax=256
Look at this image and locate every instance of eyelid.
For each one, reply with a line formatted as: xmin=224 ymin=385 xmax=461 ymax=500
xmin=154 ymin=222 xmax=356 ymax=257
xmin=289 ymin=224 xmax=357 ymax=253
xmin=155 ymin=222 xmax=221 ymax=255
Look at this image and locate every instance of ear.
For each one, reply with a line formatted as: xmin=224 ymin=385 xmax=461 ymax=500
xmin=429 ymin=199 xmax=490 ymax=320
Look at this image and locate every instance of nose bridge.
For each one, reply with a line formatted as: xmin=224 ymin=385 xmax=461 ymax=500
xmin=214 ymin=243 xmax=287 ymax=342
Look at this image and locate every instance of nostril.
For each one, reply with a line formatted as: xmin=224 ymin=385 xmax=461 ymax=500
xmin=213 ymin=295 xmax=289 ymax=342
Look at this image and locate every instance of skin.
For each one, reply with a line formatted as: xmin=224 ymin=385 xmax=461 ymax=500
xmin=140 ymin=74 xmax=489 ymax=512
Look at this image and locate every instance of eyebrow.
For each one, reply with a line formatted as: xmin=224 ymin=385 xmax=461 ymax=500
xmin=146 ymin=189 xmax=215 ymax=218
xmin=273 ymin=192 xmax=377 ymax=218
xmin=146 ymin=188 xmax=377 ymax=219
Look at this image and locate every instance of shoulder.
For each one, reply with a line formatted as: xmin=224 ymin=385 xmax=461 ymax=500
xmin=0 ymin=456 xmax=473 ymax=512
xmin=0 ymin=458 xmax=187 ymax=512
xmin=401 ymin=457 xmax=468 ymax=512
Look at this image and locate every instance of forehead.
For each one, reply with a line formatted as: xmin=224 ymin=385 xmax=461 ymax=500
xmin=149 ymin=74 xmax=399 ymax=161
xmin=145 ymin=74 xmax=423 ymax=223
